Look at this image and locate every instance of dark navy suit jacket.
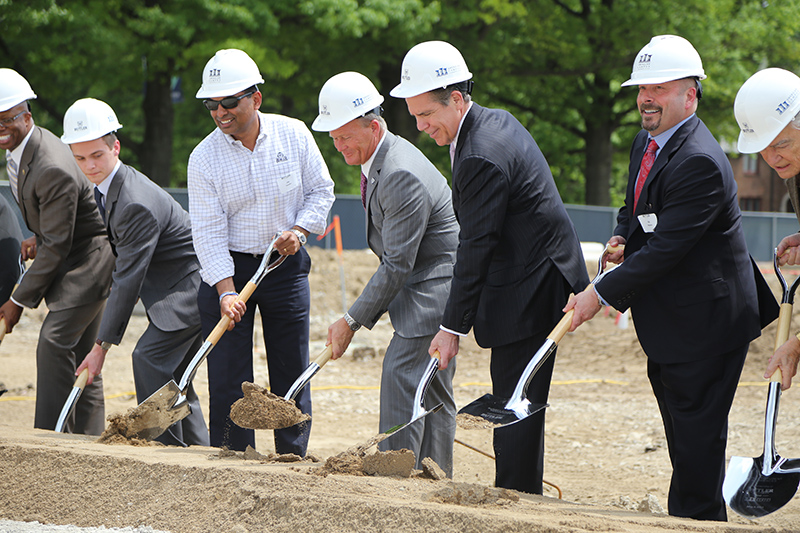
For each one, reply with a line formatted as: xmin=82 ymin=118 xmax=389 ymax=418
xmin=596 ymin=115 xmax=778 ymax=364
xmin=443 ymin=103 xmax=589 ymax=348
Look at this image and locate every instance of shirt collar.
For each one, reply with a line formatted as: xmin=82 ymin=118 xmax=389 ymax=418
xmin=95 ymin=160 xmax=122 ymax=197
xmin=361 ymin=129 xmax=388 ymax=178
xmin=6 ymin=120 xmax=35 ymax=166
xmin=648 ymin=113 xmax=695 ymax=154
xmin=450 ymin=100 xmax=474 ymax=155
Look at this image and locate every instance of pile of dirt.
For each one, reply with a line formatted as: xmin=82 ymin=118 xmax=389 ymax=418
xmin=229 ymin=382 xmax=309 ymax=430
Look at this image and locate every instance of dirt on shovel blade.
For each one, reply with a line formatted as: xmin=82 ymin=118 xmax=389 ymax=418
xmin=97 ymin=411 xmax=162 ymax=446
xmin=230 ymin=381 xmax=310 ymax=430
xmin=456 ymin=412 xmax=502 ymax=430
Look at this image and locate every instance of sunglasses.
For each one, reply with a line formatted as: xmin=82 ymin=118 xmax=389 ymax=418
xmin=202 ymin=90 xmax=256 ymax=111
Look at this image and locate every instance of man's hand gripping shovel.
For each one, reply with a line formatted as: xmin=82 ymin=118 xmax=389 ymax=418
xmin=118 ymin=234 xmax=287 ymax=441
xmin=723 ymin=248 xmax=800 ymax=518
xmin=458 ymin=244 xmax=622 ymax=428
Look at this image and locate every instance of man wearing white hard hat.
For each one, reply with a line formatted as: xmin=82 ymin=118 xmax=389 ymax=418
xmin=63 ymin=98 xmax=209 ymax=446
xmin=735 ymin=67 xmax=800 ymax=390
xmin=0 ymin=69 xmax=115 ymax=434
xmin=313 ymin=72 xmax=459 ymax=475
xmin=565 ymin=35 xmax=778 ymax=520
xmin=188 ymin=49 xmax=334 ymax=455
xmin=392 ymin=41 xmax=589 ymax=494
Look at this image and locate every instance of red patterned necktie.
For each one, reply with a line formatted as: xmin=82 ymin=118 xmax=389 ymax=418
xmin=634 ymin=139 xmax=658 ymax=211
xmin=360 ymin=172 xmax=367 ymax=209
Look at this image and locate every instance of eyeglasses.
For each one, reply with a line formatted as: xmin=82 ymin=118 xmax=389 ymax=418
xmin=202 ymin=90 xmax=256 ymax=111
xmin=0 ymin=110 xmax=26 ymax=129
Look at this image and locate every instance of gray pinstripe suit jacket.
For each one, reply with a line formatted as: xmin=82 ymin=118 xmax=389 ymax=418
xmin=98 ymin=163 xmax=201 ymax=344
xmin=347 ymin=132 xmax=458 ymax=338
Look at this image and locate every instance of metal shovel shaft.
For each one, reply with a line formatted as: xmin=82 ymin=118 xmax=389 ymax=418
xmin=284 ymin=345 xmax=333 ymax=402
xmin=54 ymin=368 xmax=89 ymax=433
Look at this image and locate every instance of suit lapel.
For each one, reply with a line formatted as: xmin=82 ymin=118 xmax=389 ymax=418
xmin=634 ymin=115 xmax=699 ymax=214
xmin=105 ymin=164 xmax=127 ymax=226
xmin=365 ymin=133 xmax=393 ymax=255
xmin=453 ymin=103 xmax=481 ymax=171
xmin=16 ymin=127 xmax=42 ymax=225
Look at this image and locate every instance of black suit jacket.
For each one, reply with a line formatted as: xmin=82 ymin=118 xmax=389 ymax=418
xmin=596 ymin=115 xmax=778 ymax=364
xmin=443 ymin=104 xmax=589 ymax=348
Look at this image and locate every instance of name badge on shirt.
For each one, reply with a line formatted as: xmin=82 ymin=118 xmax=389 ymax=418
xmin=278 ymin=172 xmax=300 ymax=194
xmin=638 ymin=213 xmax=658 ymax=233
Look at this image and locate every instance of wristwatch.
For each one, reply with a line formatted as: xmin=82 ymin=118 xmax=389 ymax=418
xmin=291 ymin=228 xmax=307 ymax=246
xmin=343 ymin=312 xmax=361 ymax=332
xmin=95 ymin=339 xmax=113 ymax=351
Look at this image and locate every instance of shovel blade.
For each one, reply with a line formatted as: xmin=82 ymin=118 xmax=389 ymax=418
xmin=383 ymin=402 xmax=444 ymax=438
xmin=724 ymin=454 xmax=800 ymax=518
xmin=123 ymin=380 xmax=190 ymax=441
xmin=459 ymin=394 xmax=548 ymax=428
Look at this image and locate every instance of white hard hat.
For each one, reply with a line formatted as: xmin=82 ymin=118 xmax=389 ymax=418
xmin=390 ymin=41 xmax=472 ymax=99
xmin=61 ymin=98 xmax=123 ymax=144
xmin=621 ymin=35 xmax=706 ymax=87
xmin=734 ymin=68 xmax=800 ymax=154
xmin=312 ymin=72 xmax=384 ymax=132
xmin=195 ymin=49 xmax=265 ymax=99
xmin=0 ymin=68 xmax=37 ymax=112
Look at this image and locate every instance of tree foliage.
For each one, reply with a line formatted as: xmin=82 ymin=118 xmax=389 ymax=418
xmin=1 ymin=0 xmax=799 ymax=206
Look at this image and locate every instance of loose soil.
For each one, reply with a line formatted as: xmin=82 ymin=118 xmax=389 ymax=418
xmin=229 ymin=381 xmax=309 ymax=430
xmin=1 ymin=248 xmax=800 ymax=532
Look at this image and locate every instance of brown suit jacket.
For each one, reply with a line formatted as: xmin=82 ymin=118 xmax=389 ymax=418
xmin=12 ymin=126 xmax=114 ymax=311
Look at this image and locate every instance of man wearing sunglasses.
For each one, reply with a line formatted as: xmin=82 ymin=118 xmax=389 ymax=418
xmin=188 ymin=49 xmax=334 ymax=456
xmin=0 ymin=69 xmax=114 ymax=434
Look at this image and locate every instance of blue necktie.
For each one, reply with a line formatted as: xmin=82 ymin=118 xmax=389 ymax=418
xmin=94 ymin=187 xmax=106 ymax=222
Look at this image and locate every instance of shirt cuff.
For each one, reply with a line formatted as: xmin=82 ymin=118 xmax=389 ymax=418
xmin=9 ymin=295 xmax=26 ymax=309
xmin=439 ymin=324 xmax=468 ymax=337
xmin=593 ymin=285 xmax=610 ymax=307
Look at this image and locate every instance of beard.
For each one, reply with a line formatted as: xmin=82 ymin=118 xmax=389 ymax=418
xmin=640 ymin=107 xmax=662 ymax=132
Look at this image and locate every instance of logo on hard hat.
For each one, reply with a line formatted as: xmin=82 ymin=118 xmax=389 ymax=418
xmin=73 ymin=120 xmax=88 ymax=132
xmin=319 ymin=104 xmax=330 ymax=116
xmin=401 ymin=68 xmax=411 ymax=82
xmin=775 ymin=89 xmax=800 ymax=116
xmin=207 ymin=68 xmax=221 ymax=83
xmin=740 ymin=121 xmax=755 ymax=134
xmin=634 ymin=54 xmax=652 ymax=71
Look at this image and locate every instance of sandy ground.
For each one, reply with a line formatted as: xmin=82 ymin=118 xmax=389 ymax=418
xmin=1 ymin=247 xmax=800 ymax=532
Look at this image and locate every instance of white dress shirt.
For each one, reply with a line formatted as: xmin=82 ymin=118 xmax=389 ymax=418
xmin=188 ymin=112 xmax=335 ymax=286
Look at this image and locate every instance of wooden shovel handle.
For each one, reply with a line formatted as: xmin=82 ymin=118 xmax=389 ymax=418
xmin=74 ymin=368 xmax=89 ymax=391
xmin=206 ymin=280 xmax=259 ymax=345
xmin=0 ymin=316 xmax=5 ymax=342
xmin=314 ymin=345 xmax=333 ymax=368
xmin=771 ymin=303 xmax=793 ymax=383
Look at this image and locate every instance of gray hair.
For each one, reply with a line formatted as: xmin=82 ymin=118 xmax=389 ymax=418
xmin=791 ymin=110 xmax=800 ymax=130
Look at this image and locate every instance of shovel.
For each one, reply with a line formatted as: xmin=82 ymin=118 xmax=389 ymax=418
xmin=120 ymin=234 xmax=287 ymax=441
xmin=722 ymin=248 xmax=800 ymax=518
xmin=54 ymin=369 xmax=89 ymax=433
xmin=459 ymin=243 xmax=622 ymax=428
xmin=283 ymin=344 xmax=333 ymax=402
xmin=380 ymin=351 xmax=444 ymax=441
